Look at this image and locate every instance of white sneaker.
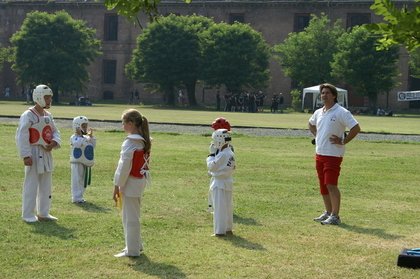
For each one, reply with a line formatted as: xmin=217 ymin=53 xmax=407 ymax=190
xmin=23 ymin=216 xmax=38 ymax=223
xmin=321 ymin=214 xmax=341 ymax=225
xmin=37 ymin=214 xmax=58 ymax=221
xmin=114 ymin=250 xmax=142 ymax=258
xmin=114 ymin=251 xmax=129 ymax=258
xmin=313 ymin=211 xmax=330 ymax=222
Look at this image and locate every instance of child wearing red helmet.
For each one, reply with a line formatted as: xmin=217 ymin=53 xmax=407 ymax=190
xmin=207 ymin=117 xmax=232 ymax=213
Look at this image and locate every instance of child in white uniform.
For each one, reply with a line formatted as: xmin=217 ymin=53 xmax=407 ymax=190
xmin=70 ymin=116 xmax=96 ymax=203
xmin=207 ymin=129 xmax=236 ymax=236
xmin=16 ymin=84 xmax=61 ymax=223
xmin=113 ymin=109 xmax=151 ymax=257
xmin=207 ymin=117 xmax=232 ymax=213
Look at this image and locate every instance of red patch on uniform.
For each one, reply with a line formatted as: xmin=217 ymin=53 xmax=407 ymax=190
xmin=29 ymin=128 xmax=40 ymax=144
xmin=42 ymin=126 xmax=52 ymax=144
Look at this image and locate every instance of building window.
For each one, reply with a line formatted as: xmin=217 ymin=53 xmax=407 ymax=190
xmin=104 ymin=14 xmax=118 ymax=41
xmin=103 ymin=91 xmax=114 ymax=100
xmin=229 ymin=13 xmax=245 ymax=24
xmin=347 ymin=13 xmax=371 ymax=29
xmin=294 ymin=13 xmax=310 ymax=32
xmin=103 ymin=60 xmax=116 ymax=84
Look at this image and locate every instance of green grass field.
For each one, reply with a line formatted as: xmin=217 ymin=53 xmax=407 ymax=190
xmin=1 ymin=100 xmax=420 ymax=134
xmin=1 ymin=104 xmax=420 ymax=278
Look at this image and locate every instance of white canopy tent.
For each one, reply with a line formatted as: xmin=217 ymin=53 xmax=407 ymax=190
xmin=302 ymin=85 xmax=348 ymax=111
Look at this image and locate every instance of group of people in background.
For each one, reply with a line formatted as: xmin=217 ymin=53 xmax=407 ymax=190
xmin=129 ymin=89 xmax=140 ymax=105
xmin=223 ymin=91 xmax=265 ymax=112
xmin=14 ymin=82 xmax=359 ymax=258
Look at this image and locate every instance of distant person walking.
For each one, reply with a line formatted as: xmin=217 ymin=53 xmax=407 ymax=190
xmin=4 ymin=87 xmax=10 ymax=98
xmin=308 ymin=83 xmax=360 ymax=225
xmin=270 ymin=94 xmax=278 ymax=113
xmin=279 ymin=93 xmax=284 ymax=113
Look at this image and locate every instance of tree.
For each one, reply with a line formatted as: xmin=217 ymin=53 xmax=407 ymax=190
xmin=367 ymin=0 xmax=420 ymax=52
xmin=126 ymin=14 xmax=212 ymax=105
xmin=409 ymin=48 xmax=420 ymax=78
xmin=331 ymin=26 xmax=400 ymax=108
xmin=104 ymin=0 xmax=191 ymax=25
xmin=273 ymin=14 xmax=344 ymax=88
xmin=0 ymin=45 xmax=14 ymax=71
xmin=201 ymin=22 xmax=270 ymax=93
xmin=10 ymin=11 xmax=101 ymax=102
xmin=0 ymin=46 xmax=6 ymax=71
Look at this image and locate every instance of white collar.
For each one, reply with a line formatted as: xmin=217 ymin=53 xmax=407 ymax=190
xmin=127 ymin=134 xmax=145 ymax=141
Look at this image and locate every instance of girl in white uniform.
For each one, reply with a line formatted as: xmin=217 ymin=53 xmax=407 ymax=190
xmin=70 ymin=116 xmax=96 ymax=203
xmin=16 ymin=84 xmax=61 ymax=223
xmin=207 ymin=129 xmax=236 ymax=236
xmin=113 ymin=109 xmax=151 ymax=257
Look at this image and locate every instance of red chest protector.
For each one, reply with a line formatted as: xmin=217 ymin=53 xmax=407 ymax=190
xmin=28 ymin=108 xmax=53 ymax=146
xmin=129 ymin=150 xmax=150 ymax=178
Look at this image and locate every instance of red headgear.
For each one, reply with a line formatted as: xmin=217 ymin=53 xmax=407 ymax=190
xmin=211 ymin=117 xmax=231 ymax=131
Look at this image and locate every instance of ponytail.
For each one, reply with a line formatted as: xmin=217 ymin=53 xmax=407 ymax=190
xmin=140 ymin=115 xmax=151 ymax=153
xmin=122 ymin=109 xmax=152 ymax=153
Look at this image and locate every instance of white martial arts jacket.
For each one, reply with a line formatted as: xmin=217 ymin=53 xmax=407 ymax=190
xmin=113 ymin=134 xmax=150 ymax=197
xmin=16 ymin=108 xmax=61 ymax=174
xmin=206 ymin=146 xmax=235 ymax=191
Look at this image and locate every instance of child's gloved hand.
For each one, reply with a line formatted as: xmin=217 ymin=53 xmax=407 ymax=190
xmin=209 ymin=143 xmax=217 ymax=155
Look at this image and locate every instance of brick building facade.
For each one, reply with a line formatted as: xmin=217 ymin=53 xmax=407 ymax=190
xmin=0 ymin=0 xmax=418 ymax=110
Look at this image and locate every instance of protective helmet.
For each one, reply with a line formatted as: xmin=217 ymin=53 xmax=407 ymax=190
xmin=211 ymin=129 xmax=232 ymax=149
xmin=33 ymin=84 xmax=53 ymax=108
xmin=211 ymin=117 xmax=231 ymax=131
xmin=72 ymin=116 xmax=89 ymax=134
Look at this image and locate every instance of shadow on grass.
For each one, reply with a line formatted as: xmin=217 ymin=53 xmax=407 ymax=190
xmin=221 ymin=234 xmax=266 ymax=251
xmin=129 ymin=254 xmax=187 ymax=278
xmin=73 ymin=201 xmax=112 ymax=213
xmin=233 ymin=213 xmax=262 ymax=226
xmin=30 ymin=221 xmax=77 ymax=240
xmin=339 ymin=223 xmax=402 ymax=240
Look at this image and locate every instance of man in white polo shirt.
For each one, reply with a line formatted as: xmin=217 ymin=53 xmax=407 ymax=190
xmin=309 ymin=83 xmax=361 ymax=225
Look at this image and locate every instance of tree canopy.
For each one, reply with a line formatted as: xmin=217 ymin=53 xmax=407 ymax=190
xmin=331 ymin=26 xmax=400 ymax=107
xmin=367 ymin=0 xmax=420 ymax=52
xmin=201 ymin=22 xmax=271 ymax=93
xmin=409 ymin=48 xmax=420 ymax=78
xmin=272 ymin=14 xmax=344 ymax=88
xmin=126 ymin=15 xmax=269 ymax=104
xmin=104 ymin=0 xmax=191 ymax=24
xmin=126 ymin=14 xmax=212 ymax=105
xmin=10 ymin=11 xmax=101 ymax=102
xmin=0 ymin=46 xmax=6 ymax=71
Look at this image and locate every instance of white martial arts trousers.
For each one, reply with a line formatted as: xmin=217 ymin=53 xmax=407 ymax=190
xmin=22 ymin=165 xmax=52 ymax=219
xmin=122 ymin=187 xmax=145 ymax=256
xmin=211 ymin=187 xmax=233 ymax=235
xmin=71 ymin=163 xmax=85 ymax=202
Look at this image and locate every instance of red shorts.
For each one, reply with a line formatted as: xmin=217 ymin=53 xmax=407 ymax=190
xmin=315 ymin=154 xmax=343 ymax=195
